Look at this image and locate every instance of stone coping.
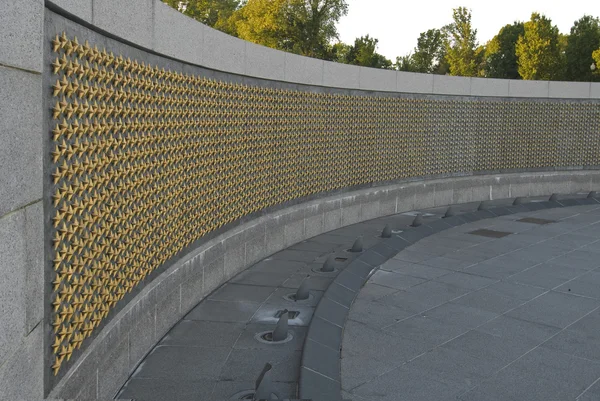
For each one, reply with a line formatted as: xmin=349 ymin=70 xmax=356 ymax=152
xmin=45 ymin=0 xmax=600 ymax=98
xmin=299 ymin=193 xmax=600 ymax=400
xmin=47 ymin=170 xmax=600 ymax=398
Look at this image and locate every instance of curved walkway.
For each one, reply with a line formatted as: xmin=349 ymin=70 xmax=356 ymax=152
xmin=116 ymin=193 xmax=600 ymax=401
xmin=342 ymin=204 xmax=600 ymax=401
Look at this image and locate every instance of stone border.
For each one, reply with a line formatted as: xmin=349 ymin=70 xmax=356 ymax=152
xmin=45 ymin=0 xmax=600 ymax=99
xmin=46 ymin=170 xmax=600 ymax=398
xmin=299 ymin=194 xmax=600 ymax=401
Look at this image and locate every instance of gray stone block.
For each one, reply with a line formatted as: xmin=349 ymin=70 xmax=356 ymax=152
xmin=434 ymin=180 xmax=454 ymax=207
xmin=265 ymin=218 xmax=285 ymax=256
xmin=414 ymin=182 xmax=435 ymax=209
xmin=396 ymin=185 xmax=416 ymax=213
xmin=23 ymin=201 xmax=42 ymax=333
xmin=301 ymin=366 xmax=340 ymax=400
xmin=592 ymin=82 xmax=600 ymax=99
xmin=452 ymin=178 xmax=474 ymax=204
xmin=397 ymin=71 xmax=434 ymax=94
xmin=284 ymin=219 xmax=305 ymax=247
xmin=155 ymin=288 xmax=181 ymax=339
xmin=314 ymin=296 xmax=349 ymax=328
xmin=359 ymin=66 xmax=396 ymax=92
xmin=284 ymin=52 xmax=323 ymax=85
xmin=323 ymin=199 xmax=342 ymax=232
xmin=180 ymin=255 xmax=205 ymax=313
xmin=361 ymin=196 xmax=380 ymax=221
xmin=98 ymin=337 xmax=129 ymax=399
xmin=0 ymin=324 xmax=43 ymax=400
xmin=128 ymin=308 xmax=155 ymax=371
xmin=202 ymin=25 xmax=245 ymax=74
xmin=302 ymin=338 xmax=339 ymax=380
xmin=490 ymin=175 xmax=511 ymax=199
xmin=161 ymin=320 xmax=244 ymax=348
xmin=379 ymin=188 xmax=398 ymax=216
xmin=153 ymin=0 xmax=203 ymax=65
xmin=0 ymin=0 xmax=43 ymax=72
xmin=508 ymin=79 xmax=549 ymax=97
xmin=0 ymin=210 xmax=25 ymax=358
xmin=245 ymin=235 xmax=267 ymax=267
xmin=223 ymin=231 xmax=245 ymax=280
xmin=323 ymin=60 xmax=360 ymax=89
xmin=49 ymin=334 xmax=99 ymax=398
xmin=470 ymin=77 xmax=509 ymax=97
xmin=0 ymin=67 xmax=42 ymax=217
xmin=433 ymin=74 xmax=471 ymax=95
xmin=47 ymin=0 xmax=92 ymax=21
xmin=132 ymin=345 xmax=229 ymax=381
xmin=93 ymin=0 xmax=154 ymax=48
xmin=341 ymin=203 xmax=361 ymax=226
xmin=305 ymin=212 xmax=325 ymax=239
xmin=245 ymin=41 xmax=285 ymax=80
xmin=548 ymin=81 xmax=590 ymax=99
xmin=203 ymin=256 xmax=225 ymax=296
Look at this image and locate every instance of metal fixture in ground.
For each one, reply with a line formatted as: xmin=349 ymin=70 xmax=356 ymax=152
xmin=549 ymin=193 xmax=559 ymax=201
xmin=255 ymin=310 xmax=293 ymax=344
xmin=513 ymin=197 xmax=525 ymax=205
xmin=443 ymin=206 xmax=456 ymax=218
xmin=350 ymin=237 xmax=363 ymax=252
xmin=316 ymin=255 xmax=336 ymax=273
xmin=381 ymin=224 xmax=392 ymax=238
xmin=294 ymin=276 xmax=310 ymax=301
xmin=411 ymin=214 xmax=423 ymax=227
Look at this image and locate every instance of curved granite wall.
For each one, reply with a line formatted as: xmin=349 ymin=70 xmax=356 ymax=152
xmin=1 ymin=1 xmax=600 ymax=399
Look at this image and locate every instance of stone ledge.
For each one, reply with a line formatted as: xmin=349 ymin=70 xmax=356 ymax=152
xmin=47 ymin=170 xmax=600 ymax=398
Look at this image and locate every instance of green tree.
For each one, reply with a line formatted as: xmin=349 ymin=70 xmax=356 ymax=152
xmin=341 ymin=35 xmax=392 ymax=68
xmin=565 ymin=15 xmax=600 ymax=81
xmin=484 ymin=22 xmax=524 ymax=79
xmin=233 ymin=0 xmax=348 ymax=59
xmin=233 ymin=0 xmax=290 ymax=49
xmin=162 ymin=0 xmax=240 ymax=34
xmin=395 ymin=54 xmax=417 ymax=72
xmin=516 ymin=13 xmax=564 ymax=80
xmin=286 ymin=0 xmax=349 ymax=58
xmin=593 ymin=49 xmax=600 ymax=75
xmin=411 ymin=28 xmax=447 ymax=73
xmin=445 ymin=7 xmax=479 ymax=76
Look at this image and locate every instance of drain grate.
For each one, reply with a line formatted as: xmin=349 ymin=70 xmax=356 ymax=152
xmin=469 ymin=229 xmax=512 ymax=238
xmin=335 ymin=257 xmax=348 ymax=262
xmin=274 ymin=310 xmax=300 ymax=319
xmin=517 ymin=217 xmax=555 ymax=225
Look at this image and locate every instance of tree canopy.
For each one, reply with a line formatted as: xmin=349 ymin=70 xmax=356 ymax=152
xmin=516 ymin=13 xmax=564 ymax=80
xmin=565 ymin=15 xmax=600 ymax=81
xmin=445 ymin=7 xmax=480 ymax=76
xmin=485 ymin=22 xmax=524 ymax=79
xmin=163 ymin=1 xmax=600 ymax=81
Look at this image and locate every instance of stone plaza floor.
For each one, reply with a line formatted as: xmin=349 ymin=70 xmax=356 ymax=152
xmin=116 ymin=198 xmax=600 ymax=401
xmin=342 ymin=205 xmax=600 ymax=401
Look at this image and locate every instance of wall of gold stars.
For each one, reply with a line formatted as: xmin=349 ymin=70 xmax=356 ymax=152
xmin=48 ymin=31 xmax=600 ymax=375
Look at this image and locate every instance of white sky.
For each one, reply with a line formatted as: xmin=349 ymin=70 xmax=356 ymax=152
xmin=336 ymin=0 xmax=600 ymax=61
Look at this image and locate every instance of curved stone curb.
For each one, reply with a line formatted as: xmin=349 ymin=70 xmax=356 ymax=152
xmin=298 ymin=194 xmax=600 ymax=401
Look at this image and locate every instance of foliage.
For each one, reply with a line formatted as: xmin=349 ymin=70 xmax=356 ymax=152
xmin=233 ymin=0 xmax=290 ymax=49
xmin=594 ymin=49 xmax=600 ymax=75
xmin=411 ymin=28 xmax=447 ymax=73
xmin=445 ymin=7 xmax=480 ymax=76
xmin=484 ymin=22 xmax=524 ymax=79
xmin=162 ymin=0 xmax=240 ymax=34
xmin=516 ymin=13 xmax=564 ymax=80
xmin=338 ymin=35 xmax=392 ymax=68
xmin=395 ymin=54 xmax=416 ymax=72
xmin=565 ymin=15 xmax=600 ymax=81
